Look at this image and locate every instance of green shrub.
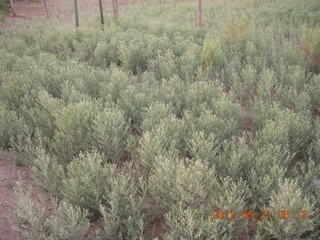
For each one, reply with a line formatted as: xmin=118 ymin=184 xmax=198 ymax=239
xmin=200 ymin=38 xmax=223 ymax=67
xmin=249 ymin=144 xmax=292 ymax=206
xmin=188 ymin=131 xmax=221 ymax=167
xmin=147 ymin=50 xmax=177 ymax=81
xmin=31 ymin=148 xmax=65 ymax=194
xmin=99 ymin=67 xmax=130 ymax=103
xmin=184 ymin=81 xmax=223 ymax=116
xmin=92 ymin=107 xmax=130 ymax=163
xmin=10 ymin=131 xmax=35 ymax=166
xmin=308 ymin=75 xmax=320 ymax=115
xmin=14 ymin=181 xmax=90 ymax=240
xmin=98 ymin=173 xmax=145 ymax=240
xmin=156 ymin=76 xmax=187 ymax=116
xmin=118 ymin=38 xmax=150 ymax=74
xmin=46 ymin=200 xmax=90 ymax=240
xmin=93 ymin=40 xmax=119 ymax=68
xmin=177 ymin=44 xmax=202 ymax=82
xmin=259 ymin=179 xmax=315 ymax=239
xmin=118 ymin=86 xmax=153 ymax=130
xmin=300 ymin=27 xmax=320 ymax=73
xmin=61 ymin=151 xmax=116 ymax=215
xmin=14 ymin=181 xmax=47 ymax=240
xmin=141 ymin=102 xmax=173 ymax=132
xmin=136 ymin=130 xmax=179 ymax=178
xmin=0 ymin=103 xmax=27 ymax=149
xmin=164 ymin=178 xmax=249 ymax=240
xmin=148 ymin=157 xmax=218 ymax=214
xmin=189 ymin=110 xmax=238 ymax=142
xmin=52 ymin=100 xmax=100 ymax=161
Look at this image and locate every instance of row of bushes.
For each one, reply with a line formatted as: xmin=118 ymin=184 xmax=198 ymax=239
xmin=0 ymin=0 xmax=319 ymax=239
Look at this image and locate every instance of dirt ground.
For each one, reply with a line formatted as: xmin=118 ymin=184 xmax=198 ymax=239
xmin=2 ymin=0 xmax=148 ymax=26
xmin=0 ymin=151 xmax=34 ymax=240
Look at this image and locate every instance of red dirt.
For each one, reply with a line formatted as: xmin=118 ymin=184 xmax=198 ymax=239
xmin=0 ymin=151 xmax=43 ymax=240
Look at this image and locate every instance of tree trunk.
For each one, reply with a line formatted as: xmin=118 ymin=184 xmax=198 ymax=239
xmin=112 ymin=0 xmax=118 ymax=20
xmin=9 ymin=0 xmax=16 ymax=17
xmin=197 ymin=0 xmax=203 ymax=28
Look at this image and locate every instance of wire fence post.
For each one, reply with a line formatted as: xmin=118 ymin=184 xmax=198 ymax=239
xmin=74 ymin=0 xmax=79 ymax=27
xmin=43 ymin=0 xmax=49 ymax=19
xmin=197 ymin=0 xmax=203 ymax=28
xmin=98 ymin=0 xmax=104 ymax=28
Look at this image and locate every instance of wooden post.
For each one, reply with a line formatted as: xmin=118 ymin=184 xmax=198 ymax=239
xmin=98 ymin=0 xmax=104 ymax=27
xmin=74 ymin=0 xmax=79 ymax=27
xmin=9 ymin=0 xmax=16 ymax=17
xmin=112 ymin=0 xmax=118 ymax=20
xmin=197 ymin=0 xmax=203 ymax=28
xmin=43 ymin=0 xmax=49 ymax=18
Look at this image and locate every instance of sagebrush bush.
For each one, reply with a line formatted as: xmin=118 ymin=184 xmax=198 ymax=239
xmin=14 ymin=181 xmax=47 ymax=240
xmin=92 ymin=107 xmax=130 ymax=163
xmin=14 ymin=181 xmax=90 ymax=240
xmin=164 ymin=178 xmax=250 ymax=240
xmin=61 ymin=151 xmax=116 ymax=214
xmin=147 ymin=50 xmax=177 ymax=81
xmin=46 ymin=200 xmax=90 ymax=240
xmin=98 ymin=173 xmax=146 ymax=240
xmin=52 ymin=100 xmax=100 ymax=161
xmin=118 ymin=86 xmax=153 ymax=130
xmin=259 ymin=179 xmax=315 ymax=239
xmin=0 ymin=103 xmax=27 ymax=148
xmin=31 ymin=147 xmax=65 ymax=194
xmin=141 ymin=102 xmax=173 ymax=132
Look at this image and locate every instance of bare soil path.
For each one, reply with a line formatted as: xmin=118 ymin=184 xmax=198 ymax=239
xmin=0 ymin=151 xmax=50 ymax=240
xmin=0 ymin=151 xmax=27 ymax=240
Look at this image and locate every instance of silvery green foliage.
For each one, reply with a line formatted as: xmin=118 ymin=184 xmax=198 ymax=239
xmin=0 ymin=103 xmax=27 ymax=148
xmin=148 ymin=157 xmax=218 ymax=213
xmin=188 ymin=109 xmax=238 ymax=142
xmin=52 ymin=100 xmax=99 ymax=161
xmin=93 ymin=107 xmax=130 ymax=163
xmin=45 ymin=200 xmax=90 ymax=240
xmin=137 ymin=128 xmax=180 ymax=177
xmin=249 ymin=144 xmax=292 ymax=206
xmin=98 ymin=174 xmax=145 ymax=240
xmin=152 ymin=157 xmax=249 ymax=239
xmin=141 ymin=102 xmax=173 ymax=132
xmin=31 ymin=147 xmax=65 ymax=194
xmin=10 ymin=130 xmax=35 ymax=166
xmin=156 ymin=76 xmax=187 ymax=116
xmin=99 ymin=67 xmax=130 ymax=103
xmin=118 ymin=86 xmax=153 ymax=130
xmin=61 ymin=151 xmax=116 ymax=214
xmin=148 ymin=50 xmax=177 ymax=81
xmin=260 ymin=179 xmax=315 ymax=239
xmin=14 ymin=182 xmax=90 ymax=240
xmin=14 ymin=181 xmax=47 ymax=240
